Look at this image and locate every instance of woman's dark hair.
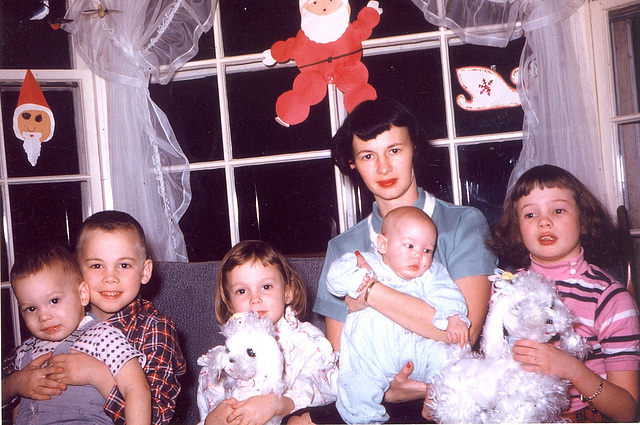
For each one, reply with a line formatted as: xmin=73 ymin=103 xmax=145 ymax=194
xmin=488 ymin=164 xmax=618 ymax=270
xmin=331 ymin=98 xmax=431 ymax=184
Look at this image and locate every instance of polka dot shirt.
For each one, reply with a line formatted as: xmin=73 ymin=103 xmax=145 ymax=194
xmin=15 ymin=315 xmax=145 ymax=376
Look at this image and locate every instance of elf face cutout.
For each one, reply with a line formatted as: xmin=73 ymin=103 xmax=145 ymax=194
xmin=16 ymin=109 xmax=53 ymax=143
xmin=13 ymin=70 xmax=56 ymax=166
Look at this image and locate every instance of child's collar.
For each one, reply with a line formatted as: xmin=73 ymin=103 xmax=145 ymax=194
xmin=529 ymin=248 xmax=587 ymax=279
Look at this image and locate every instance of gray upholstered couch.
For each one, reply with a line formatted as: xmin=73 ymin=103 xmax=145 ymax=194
xmin=141 ymin=257 xmax=327 ymax=425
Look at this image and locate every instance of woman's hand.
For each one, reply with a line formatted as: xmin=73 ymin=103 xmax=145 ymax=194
xmin=383 ymin=361 xmax=428 ymax=403
xmin=354 ymin=250 xmax=373 ymax=274
xmin=345 ymin=251 xmax=378 ymax=314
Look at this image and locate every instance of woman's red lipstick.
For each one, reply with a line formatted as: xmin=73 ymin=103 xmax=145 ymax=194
xmin=377 ymin=178 xmax=397 ymax=188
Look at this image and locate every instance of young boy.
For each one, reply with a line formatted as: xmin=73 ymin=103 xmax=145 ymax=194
xmin=327 ymin=206 xmax=469 ymax=424
xmin=8 ymin=211 xmax=187 ymax=424
xmin=2 ymin=244 xmax=151 ymax=425
xmin=75 ymin=210 xmax=186 ymax=423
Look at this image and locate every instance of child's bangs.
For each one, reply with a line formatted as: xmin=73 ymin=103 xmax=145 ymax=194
xmin=512 ymin=167 xmax=576 ymax=202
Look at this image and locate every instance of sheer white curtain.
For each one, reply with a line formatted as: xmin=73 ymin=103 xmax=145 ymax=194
xmin=411 ymin=0 xmax=607 ymax=203
xmin=64 ymin=0 xmax=214 ymax=261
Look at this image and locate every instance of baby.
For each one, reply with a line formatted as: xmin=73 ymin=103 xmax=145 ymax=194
xmin=327 ymin=206 xmax=469 ymax=424
xmin=2 ymin=244 xmax=150 ymax=425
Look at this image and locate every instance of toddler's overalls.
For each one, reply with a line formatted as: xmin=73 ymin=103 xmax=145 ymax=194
xmin=15 ymin=319 xmax=114 ymax=425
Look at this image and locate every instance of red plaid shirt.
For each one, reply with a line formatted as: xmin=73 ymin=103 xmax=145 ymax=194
xmin=104 ymin=298 xmax=186 ymax=425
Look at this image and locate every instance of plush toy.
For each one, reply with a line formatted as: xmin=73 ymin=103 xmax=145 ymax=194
xmin=430 ymin=270 xmax=590 ymax=423
xmin=197 ymin=311 xmax=286 ymax=425
xmin=262 ymin=0 xmax=381 ymax=127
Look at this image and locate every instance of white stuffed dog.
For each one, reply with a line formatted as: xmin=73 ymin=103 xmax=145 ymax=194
xmin=197 ymin=310 xmax=286 ymax=425
xmin=430 ymin=270 xmax=590 ymax=423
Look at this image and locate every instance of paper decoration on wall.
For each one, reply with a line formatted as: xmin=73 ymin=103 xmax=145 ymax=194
xmin=81 ymin=4 xmax=120 ymax=18
xmin=262 ymin=0 xmax=381 ymax=127
xmin=13 ymin=70 xmax=55 ymax=166
xmin=29 ymin=0 xmax=50 ymax=21
xmin=456 ymin=66 xmax=520 ymax=111
xmin=50 ymin=17 xmax=74 ymax=30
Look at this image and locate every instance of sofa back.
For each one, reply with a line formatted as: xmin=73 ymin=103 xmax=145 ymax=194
xmin=141 ymin=257 xmax=326 ymax=425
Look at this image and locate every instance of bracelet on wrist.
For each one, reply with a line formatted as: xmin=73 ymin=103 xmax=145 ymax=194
xmin=364 ymin=280 xmax=377 ymax=305
xmin=580 ymin=376 xmax=604 ymax=411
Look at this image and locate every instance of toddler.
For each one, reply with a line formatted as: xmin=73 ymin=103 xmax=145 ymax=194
xmin=327 ymin=206 xmax=469 ymax=423
xmin=489 ymin=164 xmax=640 ymax=422
xmin=2 ymin=244 xmax=150 ymax=425
xmin=197 ymin=240 xmax=338 ymax=425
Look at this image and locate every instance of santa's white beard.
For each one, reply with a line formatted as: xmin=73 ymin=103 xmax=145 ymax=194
xmin=301 ymin=4 xmax=350 ymax=44
xmin=21 ymin=133 xmax=42 ymax=166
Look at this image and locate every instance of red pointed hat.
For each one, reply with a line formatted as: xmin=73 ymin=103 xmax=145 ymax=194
xmin=13 ymin=70 xmax=55 ymax=142
xmin=17 ymin=70 xmax=50 ymax=110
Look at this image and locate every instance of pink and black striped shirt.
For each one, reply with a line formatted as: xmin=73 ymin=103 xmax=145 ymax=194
xmin=529 ymin=250 xmax=640 ymax=413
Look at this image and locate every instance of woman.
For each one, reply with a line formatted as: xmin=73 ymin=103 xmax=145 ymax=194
xmin=312 ymin=98 xmax=497 ymax=422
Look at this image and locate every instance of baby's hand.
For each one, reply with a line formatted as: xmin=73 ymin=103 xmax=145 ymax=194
xmin=358 ymin=270 xmax=376 ymax=294
xmin=446 ymin=315 xmax=469 ymax=348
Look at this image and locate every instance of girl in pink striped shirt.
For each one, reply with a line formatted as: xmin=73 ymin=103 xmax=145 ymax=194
xmin=489 ymin=164 xmax=639 ymax=422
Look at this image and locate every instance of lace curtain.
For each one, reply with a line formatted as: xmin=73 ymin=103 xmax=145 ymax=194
xmin=64 ymin=0 xmax=214 ymax=261
xmin=411 ymin=0 xmax=607 ymax=204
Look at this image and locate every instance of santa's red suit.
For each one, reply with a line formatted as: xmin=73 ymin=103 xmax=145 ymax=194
xmin=269 ymin=5 xmax=379 ymax=126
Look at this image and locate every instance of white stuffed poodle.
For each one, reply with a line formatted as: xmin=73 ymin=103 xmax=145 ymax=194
xmin=430 ymin=271 xmax=590 ymax=423
xmin=197 ymin=310 xmax=286 ymax=425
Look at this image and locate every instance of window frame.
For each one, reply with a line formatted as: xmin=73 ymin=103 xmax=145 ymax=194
xmin=0 ymin=68 xmax=107 ymax=347
xmin=590 ymin=0 xmax=640 ymax=220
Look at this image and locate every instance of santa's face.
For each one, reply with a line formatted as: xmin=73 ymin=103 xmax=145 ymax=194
xmin=300 ymin=0 xmax=350 ymax=43
xmin=17 ymin=109 xmax=52 ymax=142
xmin=303 ymin=0 xmax=345 ymax=16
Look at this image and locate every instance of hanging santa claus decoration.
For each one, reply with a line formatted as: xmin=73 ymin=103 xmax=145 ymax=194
xmin=263 ymin=0 xmax=381 ymax=127
xmin=13 ymin=69 xmax=55 ymax=166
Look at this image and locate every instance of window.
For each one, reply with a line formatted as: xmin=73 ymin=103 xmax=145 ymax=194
xmin=591 ymin=0 xmax=640 ymax=288
xmin=609 ymin=5 xmax=640 ymax=224
xmin=0 ymin=69 xmax=105 ymax=357
xmin=150 ymin=0 xmax=525 ymax=261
